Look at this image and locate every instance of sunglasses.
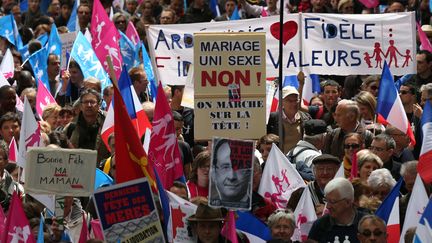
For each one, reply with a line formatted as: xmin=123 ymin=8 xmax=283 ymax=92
xmin=399 ymin=90 xmax=411 ymax=95
xmin=360 ymin=230 xmax=385 ymax=237
xmin=344 ymin=144 xmax=360 ymax=149
xmin=370 ymin=86 xmax=378 ymax=90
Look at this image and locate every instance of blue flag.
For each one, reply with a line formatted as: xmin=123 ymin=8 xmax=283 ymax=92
xmin=310 ymin=74 xmax=321 ymax=93
xmin=375 ymin=178 xmax=403 ymax=222
xmin=47 ymin=24 xmax=62 ymax=58
xmin=37 ymin=214 xmax=45 ymax=243
xmin=67 ymin=0 xmax=78 ymax=32
xmin=20 ymin=0 xmax=28 ymax=11
xmin=28 ymin=47 xmax=50 ymax=90
xmin=210 ymin=0 xmax=220 ymax=17
xmin=70 ymin=32 xmax=112 ymax=92
xmin=142 ymin=44 xmax=158 ymax=102
xmin=0 ymin=15 xmax=18 ymax=46
xmin=119 ymin=32 xmax=137 ymax=71
xmin=154 ymin=168 xmax=170 ymax=240
xmin=118 ymin=65 xmax=138 ymax=119
xmin=414 ymin=198 xmax=432 ymax=242
xmin=236 ymin=211 xmax=272 ymax=241
xmin=230 ymin=5 xmax=240 ymax=20
xmin=94 ymin=168 xmax=114 ymax=189
xmin=37 ymin=33 xmax=49 ymax=47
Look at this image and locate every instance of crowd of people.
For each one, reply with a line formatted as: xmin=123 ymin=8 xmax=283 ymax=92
xmin=0 ymin=0 xmax=432 ymax=242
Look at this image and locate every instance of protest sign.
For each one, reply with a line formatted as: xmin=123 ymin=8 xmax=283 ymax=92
xmin=147 ymin=13 xmax=415 ymax=86
xmin=194 ymin=33 xmax=266 ymax=140
xmin=209 ymin=137 xmax=254 ymax=210
xmin=59 ymin=31 xmax=77 ymax=70
xmin=93 ymin=178 xmax=164 ymax=243
xmin=24 ymin=147 xmax=97 ymax=196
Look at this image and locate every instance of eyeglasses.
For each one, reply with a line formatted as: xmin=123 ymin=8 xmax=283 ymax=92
xmin=360 ymin=230 xmax=385 ymax=237
xmin=399 ymin=90 xmax=411 ymax=95
xmin=323 ymin=197 xmax=346 ymax=205
xmin=344 ymin=143 xmax=360 ymax=149
xmin=369 ymin=146 xmax=386 ymax=152
xmin=315 ymin=166 xmax=338 ymax=174
xmin=81 ymin=100 xmax=98 ymax=107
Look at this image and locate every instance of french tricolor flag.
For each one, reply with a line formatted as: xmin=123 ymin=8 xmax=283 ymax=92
xmin=418 ymin=100 xmax=432 ymax=183
xmin=375 ymin=178 xmax=403 ymax=243
xmin=101 ymin=66 xmax=152 ymax=149
xmin=376 ymin=62 xmax=415 ymax=145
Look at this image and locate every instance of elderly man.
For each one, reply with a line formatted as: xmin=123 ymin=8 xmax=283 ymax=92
xmin=357 ymin=215 xmax=387 ymax=243
xmin=384 ymin=126 xmax=414 ymax=163
xmin=323 ymin=99 xmax=373 ymax=160
xmin=308 ymin=177 xmax=368 ymax=243
xmin=267 ymin=86 xmax=311 ymax=153
xmin=369 ymin=134 xmax=401 ymax=181
xmin=420 ymin=83 xmax=432 ymax=106
xmin=290 ymin=154 xmax=341 ymax=216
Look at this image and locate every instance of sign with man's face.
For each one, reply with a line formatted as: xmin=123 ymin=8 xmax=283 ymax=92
xmin=209 ymin=137 xmax=254 ymax=210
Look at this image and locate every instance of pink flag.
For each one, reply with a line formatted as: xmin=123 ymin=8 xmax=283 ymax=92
xmin=78 ymin=213 xmax=89 ymax=243
xmin=8 ymin=136 xmax=17 ymax=163
xmin=261 ymin=8 xmax=268 ymax=17
xmin=15 ymin=94 xmax=24 ymax=112
xmin=222 ymin=210 xmax=238 ymax=243
xmin=148 ymin=83 xmax=184 ymax=189
xmin=126 ymin=22 xmax=140 ymax=46
xmin=91 ymin=0 xmax=122 ymax=79
xmin=90 ymin=219 xmax=104 ymax=240
xmin=349 ymin=151 xmax=358 ymax=181
xmin=2 ymin=192 xmax=36 ymax=243
xmin=0 ymin=204 xmax=6 ymax=239
xmin=35 ymin=80 xmax=57 ymax=118
xmin=417 ymin=22 xmax=432 ymax=52
xmin=0 ymin=48 xmax=14 ymax=79
xmin=358 ymin=0 xmax=379 ymax=8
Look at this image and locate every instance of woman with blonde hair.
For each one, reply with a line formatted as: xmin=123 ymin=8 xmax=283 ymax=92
xmin=42 ymin=103 xmax=62 ymax=130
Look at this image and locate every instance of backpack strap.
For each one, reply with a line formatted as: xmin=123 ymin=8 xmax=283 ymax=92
xmin=287 ymin=146 xmax=312 ymax=163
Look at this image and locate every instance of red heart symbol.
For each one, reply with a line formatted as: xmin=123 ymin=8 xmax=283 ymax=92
xmin=270 ymin=21 xmax=298 ymax=45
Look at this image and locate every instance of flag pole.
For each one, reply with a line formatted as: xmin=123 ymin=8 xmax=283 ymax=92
xmin=106 ymin=56 xmax=119 ymax=88
xmin=277 ymin=0 xmax=285 ymax=151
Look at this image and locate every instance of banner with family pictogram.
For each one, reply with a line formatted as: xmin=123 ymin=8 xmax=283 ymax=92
xmin=147 ymin=12 xmax=416 ymax=85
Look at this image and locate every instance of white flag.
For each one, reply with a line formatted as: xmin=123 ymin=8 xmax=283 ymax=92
xmin=258 ymin=144 xmax=305 ymax=208
xmin=334 ymin=164 xmax=345 ymax=179
xmin=400 ymin=174 xmax=429 ymax=243
xmin=0 ymin=48 xmax=14 ymax=79
xmin=292 ymin=187 xmax=317 ymax=242
xmin=17 ymin=97 xmax=41 ymax=168
xmin=166 ymin=191 xmax=197 ymax=243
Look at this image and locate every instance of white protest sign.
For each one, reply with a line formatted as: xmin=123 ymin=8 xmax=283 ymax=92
xmin=59 ymin=31 xmax=77 ymax=70
xmin=193 ymin=33 xmax=266 ymax=140
xmin=147 ymin=13 xmax=415 ymax=85
xmin=25 ymin=147 xmax=97 ymax=196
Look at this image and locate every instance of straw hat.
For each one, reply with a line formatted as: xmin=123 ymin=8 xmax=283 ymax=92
xmin=187 ymin=203 xmax=225 ymax=222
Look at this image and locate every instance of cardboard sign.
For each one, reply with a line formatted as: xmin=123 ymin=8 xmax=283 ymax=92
xmin=194 ymin=33 xmax=266 ymax=140
xmin=24 ymin=148 xmax=97 ymax=196
xmin=93 ymin=178 xmax=164 ymax=243
xmin=209 ymin=137 xmax=254 ymax=210
xmin=59 ymin=31 xmax=77 ymax=70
